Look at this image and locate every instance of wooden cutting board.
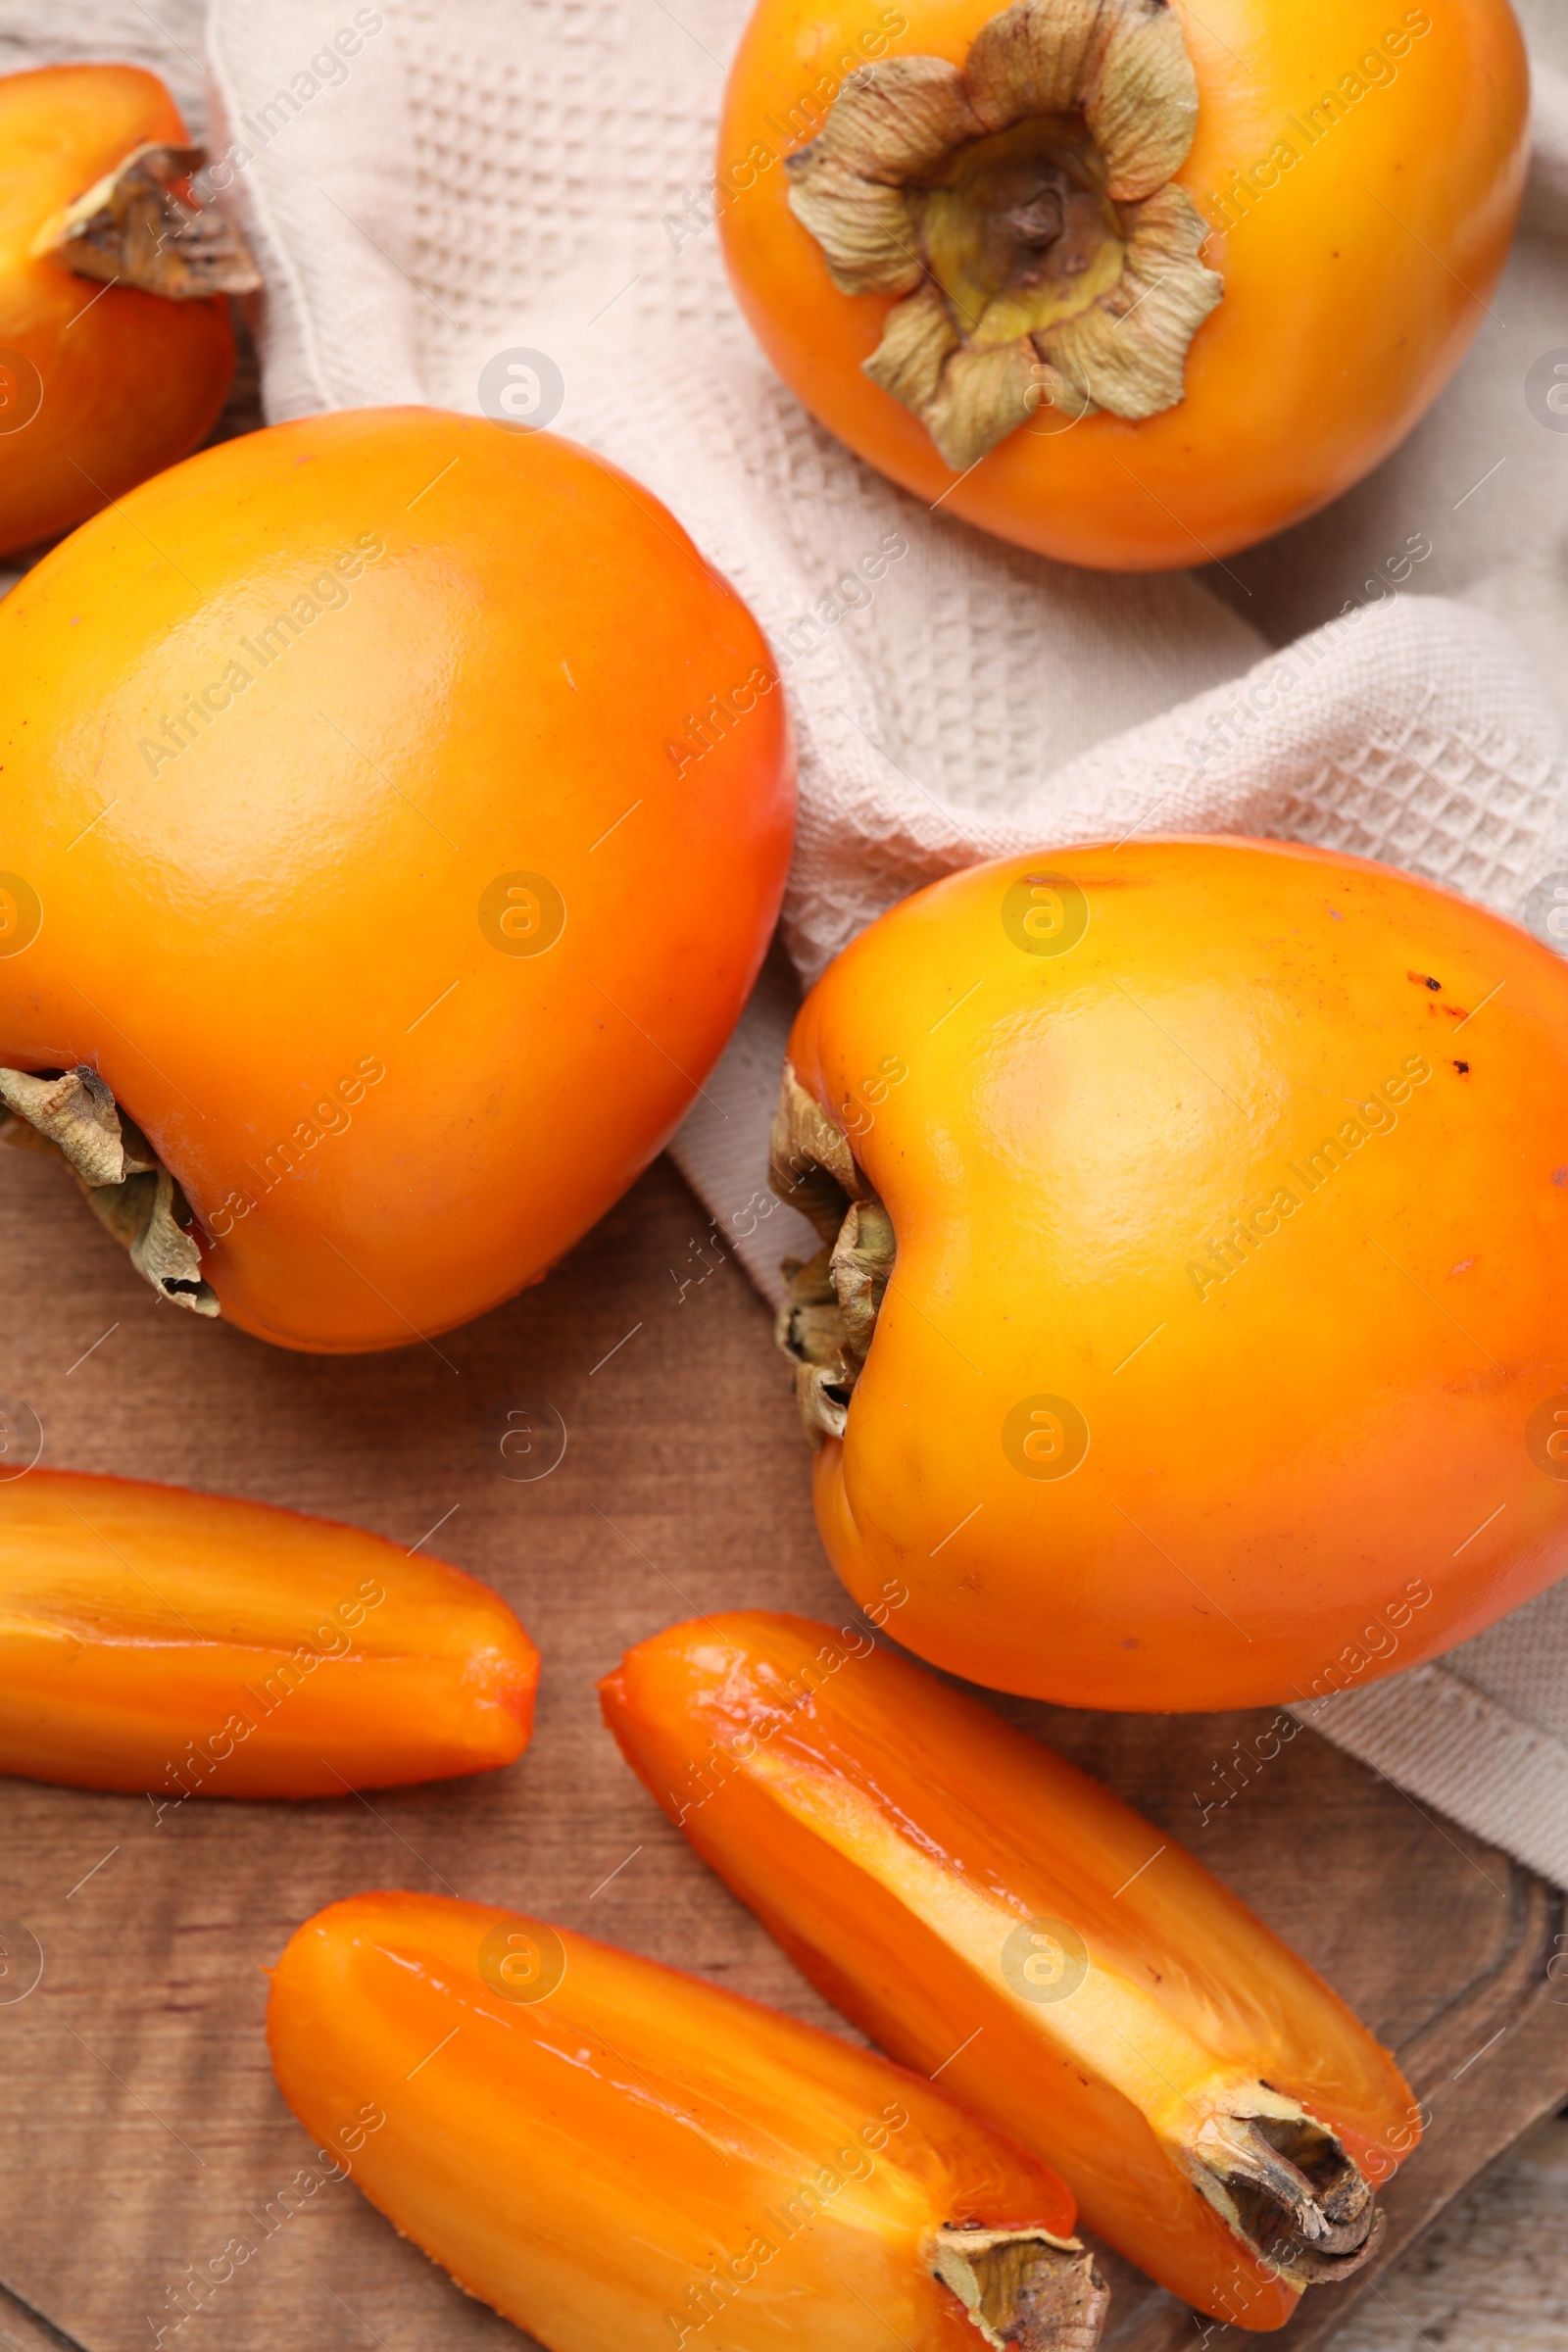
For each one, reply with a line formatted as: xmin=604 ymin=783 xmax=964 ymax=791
xmin=0 ymin=1143 xmax=1564 ymax=2352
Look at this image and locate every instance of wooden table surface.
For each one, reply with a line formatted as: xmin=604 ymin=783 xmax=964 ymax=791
xmin=0 ymin=1142 xmax=1564 ymax=2352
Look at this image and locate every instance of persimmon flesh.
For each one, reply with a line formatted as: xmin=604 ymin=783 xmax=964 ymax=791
xmin=717 ymin=0 xmax=1529 ymax=568
xmin=0 ymin=408 xmax=795 ymax=1350
xmin=776 ymin=839 xmax=1568 ymax=1710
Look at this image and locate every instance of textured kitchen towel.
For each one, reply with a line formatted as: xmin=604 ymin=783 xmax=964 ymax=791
xmin=203 ymin=0 xmax=1568 ymax=1886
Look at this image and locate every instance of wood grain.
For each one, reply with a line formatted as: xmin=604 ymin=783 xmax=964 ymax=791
xmin=0 ymin=1143 xmax=1563 ymax=2352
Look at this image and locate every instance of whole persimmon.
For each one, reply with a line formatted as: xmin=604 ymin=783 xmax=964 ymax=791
xmin=773 ymin=839 xmax=1568 ymax=1711
xmin=0 ymin=408 xmax=795 ymax=1351
xmin=0 ymin=64 xmax=257 ymax=558
xmin=718 ymin=0 xmax=1528 ymax=569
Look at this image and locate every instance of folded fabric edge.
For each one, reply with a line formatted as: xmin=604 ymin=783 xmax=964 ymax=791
xmin=1291 ymin=1662 xmax=1568 ymax=1889
xmin=1525 ymin=59 xmax=1568 ymax=235
xmin=666 ymin=935 xmax=819 ymax=1306
xmin=780 ymin=591 xmax=1568 ymax=985
xmin=203 ymin=32 xmax=329 ymax=425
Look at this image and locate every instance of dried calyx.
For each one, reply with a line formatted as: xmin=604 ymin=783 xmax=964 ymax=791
xmin=786 ymin=0 xmax=1221 ymax=469
xmin=0 ymin=1066 xmax=219 ymax=1317
xmin=934 ymin=2227 xmax=1109 ymax=2350
xmin=769 ymin=1062 xmax=895 ymax=1446
xmin=1184 ymin=2092 xmax=1384 ymax=2288
xmin=32 ymin=143 xmax=260 ymax=300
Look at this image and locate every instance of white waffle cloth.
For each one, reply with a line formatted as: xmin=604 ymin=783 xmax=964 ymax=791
xmin=201 ymin=0 xmax=1568 ymax=1883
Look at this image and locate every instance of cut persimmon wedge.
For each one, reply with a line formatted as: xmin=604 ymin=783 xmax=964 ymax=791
xmin=0 ymin=1470 xmax=537 ymax=1798
xmin=602 ymin=1611 xmax=1419 ymax=2329
xmin=268 ymin=1890 xmax=1108 ymax=2351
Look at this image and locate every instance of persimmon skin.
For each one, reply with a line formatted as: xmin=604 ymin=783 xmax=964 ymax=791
xmin=717 ymin=0 xmax=1529 ymax=569
xmin=268 ymin=1892 xmax=1085 ymax=2352
xmin=789 ymin=838 xmax=1568 ymax=1710
xmin=0 ymin=1470 xmax=539 ymax=1797
xmin=0 ymin=406 xmax=796 ymax=1350
xmin=0 ymin=65 xmax=235 ymax=557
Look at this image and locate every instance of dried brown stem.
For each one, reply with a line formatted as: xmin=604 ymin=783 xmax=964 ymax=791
xmin=0 ymin=1065 xmax=219 ymax=1317
xmin=1186 ymin=2100 xmax=1384 ymax=2289
xmin=33 ymin=142 xmax=260 ymax=299
xmin=768 ymin=1063 xmax=895 ymax=1445
xmin=934 ymin=2227 xmax=1109 ymax=2350
xmin=786 ymin=0 xmax=1221 ymax=467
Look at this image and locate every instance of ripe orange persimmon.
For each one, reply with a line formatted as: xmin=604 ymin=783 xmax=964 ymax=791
xmin=0 ymin=408 xmax=795 ymax=1350
xmin=717 ymin=0 xmax=1528 ymax=568
xmin=0 ymin=64 xmax=256 ymax=557
xmin=773 ymin=838 xmax=1568 ymax=1711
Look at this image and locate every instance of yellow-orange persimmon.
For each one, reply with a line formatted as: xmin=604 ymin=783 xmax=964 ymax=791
xmin=269 ymin=1892 xmax=1106 ymax=2352
xmin=604 ymin=1613 xmax=1417 ymax=2328
xmin=717 ymin=0 xmax=1527 ymax=569
xmin=0 ymin=407 xmax=794 ymax=1350
xmin=773 ymin=838 xmax=1568 ymax=1711
xmin=0 ymin=1470 xmax=538 ymax=1797
xmin=0 ymin=65 xmax=254 ymax=557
